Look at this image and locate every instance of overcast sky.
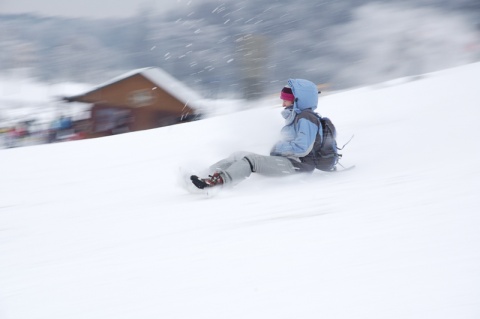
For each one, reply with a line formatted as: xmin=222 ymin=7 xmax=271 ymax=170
xmin=0 ymin=0 xmax=211 ymax=19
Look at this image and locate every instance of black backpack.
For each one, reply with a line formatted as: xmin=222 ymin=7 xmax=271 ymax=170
xmin=294 ymin=109 xmax=343 ymax=171
xmin=315 ymin=116 xmax=340 ymax=171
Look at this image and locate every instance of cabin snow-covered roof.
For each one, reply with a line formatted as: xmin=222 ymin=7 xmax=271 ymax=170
xmin=65 ymin=67 xmax=204 ymax=109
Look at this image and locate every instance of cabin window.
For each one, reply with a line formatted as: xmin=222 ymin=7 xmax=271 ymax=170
xmin=129 ymin=89 xmax=154 ymax=107
xmin=95 ymin=108 xmax=132 ymax=133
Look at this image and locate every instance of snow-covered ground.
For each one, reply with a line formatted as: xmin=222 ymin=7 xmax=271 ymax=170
xmin=1 ymin=63 xmax=480 ymax=319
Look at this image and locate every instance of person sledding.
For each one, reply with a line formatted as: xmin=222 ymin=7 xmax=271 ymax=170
xmin=191 ymin=78 xmax=340 ymax=190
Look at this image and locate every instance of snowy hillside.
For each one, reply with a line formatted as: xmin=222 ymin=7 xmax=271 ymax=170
xmin=1 ymin=63 xmax=480 ymax=319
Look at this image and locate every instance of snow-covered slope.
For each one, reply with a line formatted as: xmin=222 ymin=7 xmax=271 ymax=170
xmin=1 ymin=63 xmax=480 ymax=319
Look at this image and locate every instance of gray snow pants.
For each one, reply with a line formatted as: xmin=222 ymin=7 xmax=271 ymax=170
xmin=209 ymin=151 xmax=298 ymax=186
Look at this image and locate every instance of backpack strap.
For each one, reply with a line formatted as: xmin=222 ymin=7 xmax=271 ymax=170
xmin=293 ymin=110 xmax=325 ymax=168
xmin=337 ymin=135 xmax=354 ymax=150
xmin=293 ymin=109 xmax=323 ymax=144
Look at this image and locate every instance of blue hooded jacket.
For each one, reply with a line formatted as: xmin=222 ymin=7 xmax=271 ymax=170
xmin=290 ymin=78 xmax=318 ymax=114
xmin=270 ymin=79 xmax=322 ymax=170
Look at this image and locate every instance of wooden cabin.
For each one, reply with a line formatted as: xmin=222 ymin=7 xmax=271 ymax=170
xmin=63 ymin=67 xmax=203 ymax=138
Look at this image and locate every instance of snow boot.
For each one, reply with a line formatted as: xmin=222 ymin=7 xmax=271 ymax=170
xmin=190 ymin=172 xmax=224 ymax=189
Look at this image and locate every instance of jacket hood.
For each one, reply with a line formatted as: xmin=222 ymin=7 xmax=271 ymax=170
xmin=288 ymin=79 xmax=318 ymax=113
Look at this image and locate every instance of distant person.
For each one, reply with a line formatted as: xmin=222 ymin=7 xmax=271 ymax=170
xmin=47 ymin=117 xmax=61 ymax=143
xmin=59 ymin=116 xmax=72 ymax=131
xmin=5 ymin=127 xmax=16 ymax=148
xmin=190 ymin=79 xmax=339 ymax=190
